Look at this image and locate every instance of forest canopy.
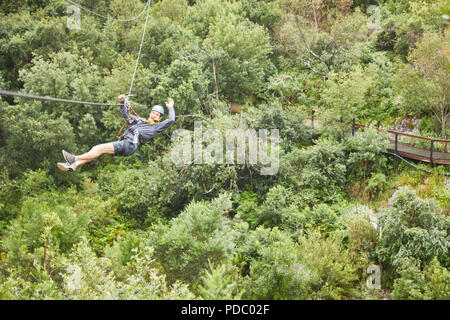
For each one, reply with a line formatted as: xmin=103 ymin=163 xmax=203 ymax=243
xmin=0 ymin=0 xmax=449 ymax=300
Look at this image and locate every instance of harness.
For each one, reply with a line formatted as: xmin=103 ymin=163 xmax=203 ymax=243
xmin=116 ymin=97 xmax=159 ymax=140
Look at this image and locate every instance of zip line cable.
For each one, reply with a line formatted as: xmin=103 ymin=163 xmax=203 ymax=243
xmin=0 ymin=90 xmax=120 ymax=106
xmin=386 ymin=152 xmax=450 ymax=176
xmin=0 ymin=0 xmax=152 ymax=106
xmin=66 ymin=0 xmax=150 ymax=22
xmin=128 ymin=0 xmax=151 ymax=96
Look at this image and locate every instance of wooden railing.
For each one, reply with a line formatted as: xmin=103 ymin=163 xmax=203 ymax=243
xmin=310 ymin=110 xmax=449 ymax=166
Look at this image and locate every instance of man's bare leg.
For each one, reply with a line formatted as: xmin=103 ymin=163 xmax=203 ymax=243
xmin=72 ymin=143 xmax=115 ymax=169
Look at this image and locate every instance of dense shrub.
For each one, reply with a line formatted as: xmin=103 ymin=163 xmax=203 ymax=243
xmin=391 ymin=257 xmax=450 ymax=300
xmin=242 ymin=233 xmax=315 ymax=299
xmin=376 ymin=187 xmax=449 ymax=276
xmin=149 ymin=193 xmax=237 ymax=286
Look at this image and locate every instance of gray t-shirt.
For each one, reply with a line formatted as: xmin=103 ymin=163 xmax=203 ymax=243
xmin=119 ymin=100 xmax=175 ymax=144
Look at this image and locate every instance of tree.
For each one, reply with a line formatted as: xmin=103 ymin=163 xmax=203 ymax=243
xmin=321 ymin=65 xmax=374 ymax=122
xmin=297 ymin=138 xmax=347 ymax=204
xmin=376 ymin=187 xmax=449 ymax=276
xmin=391 ymin=257 xmax=450 ymax=300
xmin=393 ymin=31 xmax=449 ymax=139
xmin=18 ymin=50 xmax=104 ymax=130
xmin=0 ymin=102 xmax=78 ymax=182
xmin=149 ymin=193 xmax=238 ymax=286
xmin=205 ymin=12 xmax=275 ymax=102
xmin=275 ymin=2 xmax=366 ymax=78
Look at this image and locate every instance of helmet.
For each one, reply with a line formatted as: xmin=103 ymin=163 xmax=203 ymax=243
xmin=151 ymin=105 xmax=164 ymax=115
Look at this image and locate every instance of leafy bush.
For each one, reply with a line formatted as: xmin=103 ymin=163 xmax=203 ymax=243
xmin=62 ymin=238 xmax=195 ymax=300
xmin=253 ymin=101 xmax=311 ymax=151
xmin=205 ymin=11 xmax=275 ymax=102
xmin=302 ymin=203 xmax=340 ymax=236
xmin=298 ymin=231 xmax=359 ymax=300
xmin=197 ymin=261 xmax=244 ymax=299
xmin=253 ymin=185 xmax=301 ymax=229
xmin=297 ymin=138 xmax=347 ymax=203
xmin=97 ymin=161 xmax=183 ymax=227
xmin=0 ymin=102 xmax=78 ymax=183
xmin=344 ymin=128 xmax=391 ymax=181
xmin=234 ymin=225 xmax=294 ymax=275
xmin=376 ymin=187 xmax=449 ymax=276
xmin=391 ymin=257 xmax=450 ymax=300
xmin=242 ymin=236 xmax=316 ymax=300
xmin=149 ymin=193 xmax=237 ymax=286
xmin=341 ymin=205 xmax=379 ymax=275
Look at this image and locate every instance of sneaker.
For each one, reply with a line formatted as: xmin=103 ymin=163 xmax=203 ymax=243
xmin=62 ymin=150 xmax=76 ymax=165
xmin=57 ymin=162 xmax=76 ymax=172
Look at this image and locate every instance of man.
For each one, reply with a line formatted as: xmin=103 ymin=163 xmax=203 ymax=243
xmin=57 ymin=95 xmax=175 ymax=171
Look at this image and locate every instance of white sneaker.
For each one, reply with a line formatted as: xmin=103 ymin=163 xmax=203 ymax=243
xmin=57 ymin=162 xmax=76 ymax=172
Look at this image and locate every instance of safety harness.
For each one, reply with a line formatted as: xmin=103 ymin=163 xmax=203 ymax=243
xmin=116 ymin=97 xmax=159 ymax=140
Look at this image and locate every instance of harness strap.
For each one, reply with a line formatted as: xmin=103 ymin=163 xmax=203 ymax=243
xmin=116 ymin=98 xmax=147 ymax=140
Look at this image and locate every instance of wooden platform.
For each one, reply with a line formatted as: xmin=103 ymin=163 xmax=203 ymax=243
xmin=303 ymin=116 xmax=450 ymax=166
xmin=387 ymin=141 xmax=450 ymax=165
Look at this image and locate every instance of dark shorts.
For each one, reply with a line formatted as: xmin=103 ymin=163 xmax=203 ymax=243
xmin=112 ymin=139 xmax=138 ymax=156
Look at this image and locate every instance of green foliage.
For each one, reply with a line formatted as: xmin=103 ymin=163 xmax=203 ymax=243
xmin=0 ymin=102 xmax=78 ymax=183
xmin=197 ymin=260 xmax=244 ymax=299
xmin=149 ymin=193 xmax=237 ymax=286
xmin=340 ymin=205 xmax=379 ymax=274
xmin=391 ymin=257 xmax=450 ymax=300
xmin=141 ymin=15 xmax=194 ymax=70
xmin=297 ymin=138 xmax=347 ymax=204
xmin=61 ymin=237 xmax=196 ymax=299
xmin=160 ymin=42 xmax=212 ymax=116
xmin=97 ymin=161 xmax=182 ymax=227
xmin=253 ymin=185 xmax=300 ymax=229
xmin=234 ymin=191 xmax=260 ymax=227
xmin=234 ymin=225 xmax=294 ymax=274
xmin=205 ymin=11 xmax=275 ymax=102
xmin=253 ymin=101 xmax=310 ymax=150
xmin=184 ymin=0 xmax=241 ymax=39
xmin=0 ymin=0 xmax=446 ymax=301
xmin=392 ymin=31 xmax=449 ymax=138
xmin=302 ymin=203 xmax=340 ymax=236
xmin=239 ymin=0 xmax=282 ymax=29
xmin=322 ymin=66 xmax=374 ymax=121
xmin=376 ymin=187 xmax=449 ymax=276
xmin=243 ymin=233 xmax=316 ymax=299
xmin=298 ymin=231 xmax=359 ymax=299
xmin=19 ymin=50 xmax=104 ymax=128
xmin=344 ymin=128 xmax=391 ymax=180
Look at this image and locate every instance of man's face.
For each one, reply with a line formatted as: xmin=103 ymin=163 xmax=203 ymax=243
xmin=149 ymin=110 xmax=162 ymax=122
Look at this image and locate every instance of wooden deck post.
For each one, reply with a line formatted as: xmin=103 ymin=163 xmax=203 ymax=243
xmin=352 ymin=119 xmax=355 ymax=136
xmin=394 ymin=132 xmax=398 ymax=173
xmin=395 ymin=132 xmax=398 ymax=153
xmin=430 ymin=139 xmax=434 ymax=167
xmin=445 ymin=134 xmax=448 ymax=153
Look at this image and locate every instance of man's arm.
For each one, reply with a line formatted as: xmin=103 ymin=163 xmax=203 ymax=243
xmin=118 ymin=95 xmax=138 ymax=123
xmin=156 ymin=97 xmax=175 ymax=131
xmin=136 ymin=98 xmax=176 ymax=143
xmin=164 ymin=98 xmax=175 ymax=124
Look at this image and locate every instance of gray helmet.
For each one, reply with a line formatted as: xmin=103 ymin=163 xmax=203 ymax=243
xmin=151 ymin=105 xmax=164 ymax=115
